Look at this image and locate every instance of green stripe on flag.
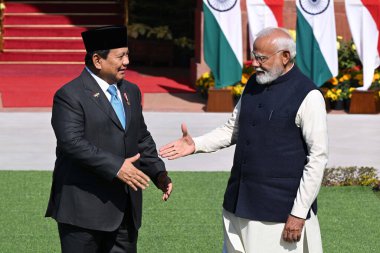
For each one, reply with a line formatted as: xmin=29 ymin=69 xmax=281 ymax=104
xmin=296 ymin=9 xmax=332 ymax=87
xmin=203 ymin=3 xmax=242 ymax=88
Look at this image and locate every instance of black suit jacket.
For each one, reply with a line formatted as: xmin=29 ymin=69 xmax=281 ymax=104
xmin=45 ymin=69 xmax=166 ymax=231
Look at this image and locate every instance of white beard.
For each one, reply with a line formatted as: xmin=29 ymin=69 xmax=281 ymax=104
xmin=255 ymin=65 xmax=284 ymax=85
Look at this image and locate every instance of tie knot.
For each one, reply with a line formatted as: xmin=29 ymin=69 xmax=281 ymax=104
xmin=107 ymin=85 xmax=118 ymax=96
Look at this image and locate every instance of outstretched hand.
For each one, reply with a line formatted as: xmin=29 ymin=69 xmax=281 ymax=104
xmin=159 ymin=123 xmax=195 ymax=160
xmin=117 ymin=153 xmax=151 ymax=191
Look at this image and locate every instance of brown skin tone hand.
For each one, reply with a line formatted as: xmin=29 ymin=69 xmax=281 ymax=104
xmin=282 ymin=215 xmax=305 ymax=243
xmin=117 ymin=153 xmax=151 ymax=191
xmin=157 ymin=172 xmax=173 ymax=201
xmin=117 ymin=154 xmax=173 ymax=201
xmin=159 ymin=123 xmax=195 ymax=160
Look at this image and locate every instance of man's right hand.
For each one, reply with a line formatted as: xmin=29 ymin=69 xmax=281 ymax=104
xmin=159 ymin=123 xmax=195 ymax=160
xmin=117 ymin=153 xmax=150 ymax=191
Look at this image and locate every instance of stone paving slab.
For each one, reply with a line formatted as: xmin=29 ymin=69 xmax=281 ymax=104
xmin=0 ymin=112 xmax=379 ymax=175
xmin=143 ymin=93 xmax=207 ymax=112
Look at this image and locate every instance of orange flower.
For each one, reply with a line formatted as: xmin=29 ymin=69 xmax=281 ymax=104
xmin=343 ymin=74 xmax=351 ymax=81
xmin=330 ymin=77 xmax=339 ymax=85
xmin=373 ymin=73 xmax=380 ymax=81
xmin=354 ymin=73 xmax=363 ymax=80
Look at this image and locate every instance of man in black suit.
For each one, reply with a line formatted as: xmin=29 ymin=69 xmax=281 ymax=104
xmin=45 ymin=25 xmax=173 ymax=253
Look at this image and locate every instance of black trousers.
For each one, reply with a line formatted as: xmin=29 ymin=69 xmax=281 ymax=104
xmin=58 ymin=210 xmax=138 ymax=253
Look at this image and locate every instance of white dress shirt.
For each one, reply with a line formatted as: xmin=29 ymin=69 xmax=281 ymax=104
xmin=85 ymin=67 xmax=125 ymax=109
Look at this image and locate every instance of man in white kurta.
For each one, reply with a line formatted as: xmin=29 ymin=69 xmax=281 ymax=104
xmin=160 ymin=27 xmax=328 ymax=253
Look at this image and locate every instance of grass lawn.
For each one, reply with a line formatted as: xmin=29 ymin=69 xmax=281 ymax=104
xmin=0 ymin=171 xmax=379 ymax=252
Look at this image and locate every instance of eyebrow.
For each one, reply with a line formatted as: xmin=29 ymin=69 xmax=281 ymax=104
xmin=116 ymin=51 xmax=129 ymax=57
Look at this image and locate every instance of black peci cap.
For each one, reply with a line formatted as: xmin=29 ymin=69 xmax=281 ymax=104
xmin=81 ymin=25 xmax=128 ymax=52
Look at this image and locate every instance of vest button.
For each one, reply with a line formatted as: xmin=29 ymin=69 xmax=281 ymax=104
xmin=246 ymin=140 xmax=250 ymax=145
xmin=252 ymin=122 xmax=256 ymax=126
xmin=258 ymin=103 xmax=262 ymax=108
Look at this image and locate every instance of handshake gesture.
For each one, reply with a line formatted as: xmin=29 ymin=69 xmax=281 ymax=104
xmin=117 ymin=123 xmax=195 ymax=201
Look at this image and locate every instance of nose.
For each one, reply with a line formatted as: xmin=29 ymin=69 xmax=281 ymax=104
xmin=123 ymin=55 xmax=129 ymax=66
xmin=251 ymin=57 xmax=260 ymax=67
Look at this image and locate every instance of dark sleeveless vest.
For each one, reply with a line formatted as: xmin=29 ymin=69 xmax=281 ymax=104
xmin=223 ymin=65 xmax=318 ymax=222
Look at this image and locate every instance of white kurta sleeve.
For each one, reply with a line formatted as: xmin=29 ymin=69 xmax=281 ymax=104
xmin=291 ymin=90 xmax=328 ymax=219
xmin=193 ymin=99 xmax=241 ymax=153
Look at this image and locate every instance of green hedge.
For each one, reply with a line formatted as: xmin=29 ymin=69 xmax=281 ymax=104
xmin=322 ymin=166 xmax=379 ymax=187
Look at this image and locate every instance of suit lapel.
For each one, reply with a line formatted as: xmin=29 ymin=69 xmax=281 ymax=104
xmin=81 ymin=69 xmax=124 ymax=131
xmin=118 ymin=81 xmax=132 ymax=132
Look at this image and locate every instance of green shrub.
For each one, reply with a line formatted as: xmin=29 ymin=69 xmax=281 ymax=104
xmin=322 ymin=166 xmax=379 ymax=187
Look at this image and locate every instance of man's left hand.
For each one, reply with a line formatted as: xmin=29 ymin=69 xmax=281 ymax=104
xmin=282 ymin=215 xmax=305 ymax=243
xmin=157 ymin=172 xmax=173 ymax=201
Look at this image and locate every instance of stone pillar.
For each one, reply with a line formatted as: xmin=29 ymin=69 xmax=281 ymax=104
xmin=190 ymin=0 xmax=209 ymax=86
xmin=123 ymin=0 xmax=129 ymax=25
xmin=334 ymin=0 xmax=351 ymax=40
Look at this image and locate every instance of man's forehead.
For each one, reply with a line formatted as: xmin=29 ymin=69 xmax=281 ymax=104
xmin=253 ymin=36 xmax=275 ymax=53
xmin=110 ymin=47 xmax=129 ymax=54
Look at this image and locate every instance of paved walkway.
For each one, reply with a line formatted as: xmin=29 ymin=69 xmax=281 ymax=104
xmin=0 ymin=102 xmax=379 ymax=174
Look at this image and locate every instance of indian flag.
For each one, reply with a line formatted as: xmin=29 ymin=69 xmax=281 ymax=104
xmin=345 ymin=0 xmax=380 ymax=90
xmin=246 ymin=0 xmax=284 ymax=51
xmin=296 ymin=0 xmax=338 ymax=86
xmin=203 ymin=0 xmax=243 ymax=88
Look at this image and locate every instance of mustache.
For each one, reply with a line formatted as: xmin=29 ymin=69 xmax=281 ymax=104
xmin=255 ymin=67 xmax=265 ymax=72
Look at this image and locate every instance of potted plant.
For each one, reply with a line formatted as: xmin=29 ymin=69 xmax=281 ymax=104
xmin=127 ymin=23 xmax=174 ymax=65
xmin=173 ymin=36 xmax=194 ymax=67
xmin=351 ymin=71 xmax=380 ymax=114
xmin=195 ymin=61 xmax=255 ymax=105
xmin=321 ymin=39 xmax=362 ymax=111
xmin=324 ymin=73 xmax=357 ymax=111
xmin=369 ymin=72 xmax=380 ymax=93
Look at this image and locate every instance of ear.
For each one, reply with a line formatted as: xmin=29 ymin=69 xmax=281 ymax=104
xmin=282 ymin=51 xmax=291 ymax=65
xmin=92 ymin=54 xmax=102 ymax=70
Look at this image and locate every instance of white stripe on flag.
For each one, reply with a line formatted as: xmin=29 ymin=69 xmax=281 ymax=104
xmin=296 ymin=0 xmax=338 ymax=78
xmin=246 ymin=0 xmax=278 ymax=51
xmin=204 ymin=0 xmax=243 ymax=66
xmin=345 ymin=0 xmax=380 ymax=90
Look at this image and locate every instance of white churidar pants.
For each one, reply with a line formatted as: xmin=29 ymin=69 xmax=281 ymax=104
xmin=222 ymin=209 xmax=323 ymax=253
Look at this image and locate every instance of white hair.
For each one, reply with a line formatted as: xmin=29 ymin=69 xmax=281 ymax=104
xmin=255 ymin=27 xmax=296 ymax=62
